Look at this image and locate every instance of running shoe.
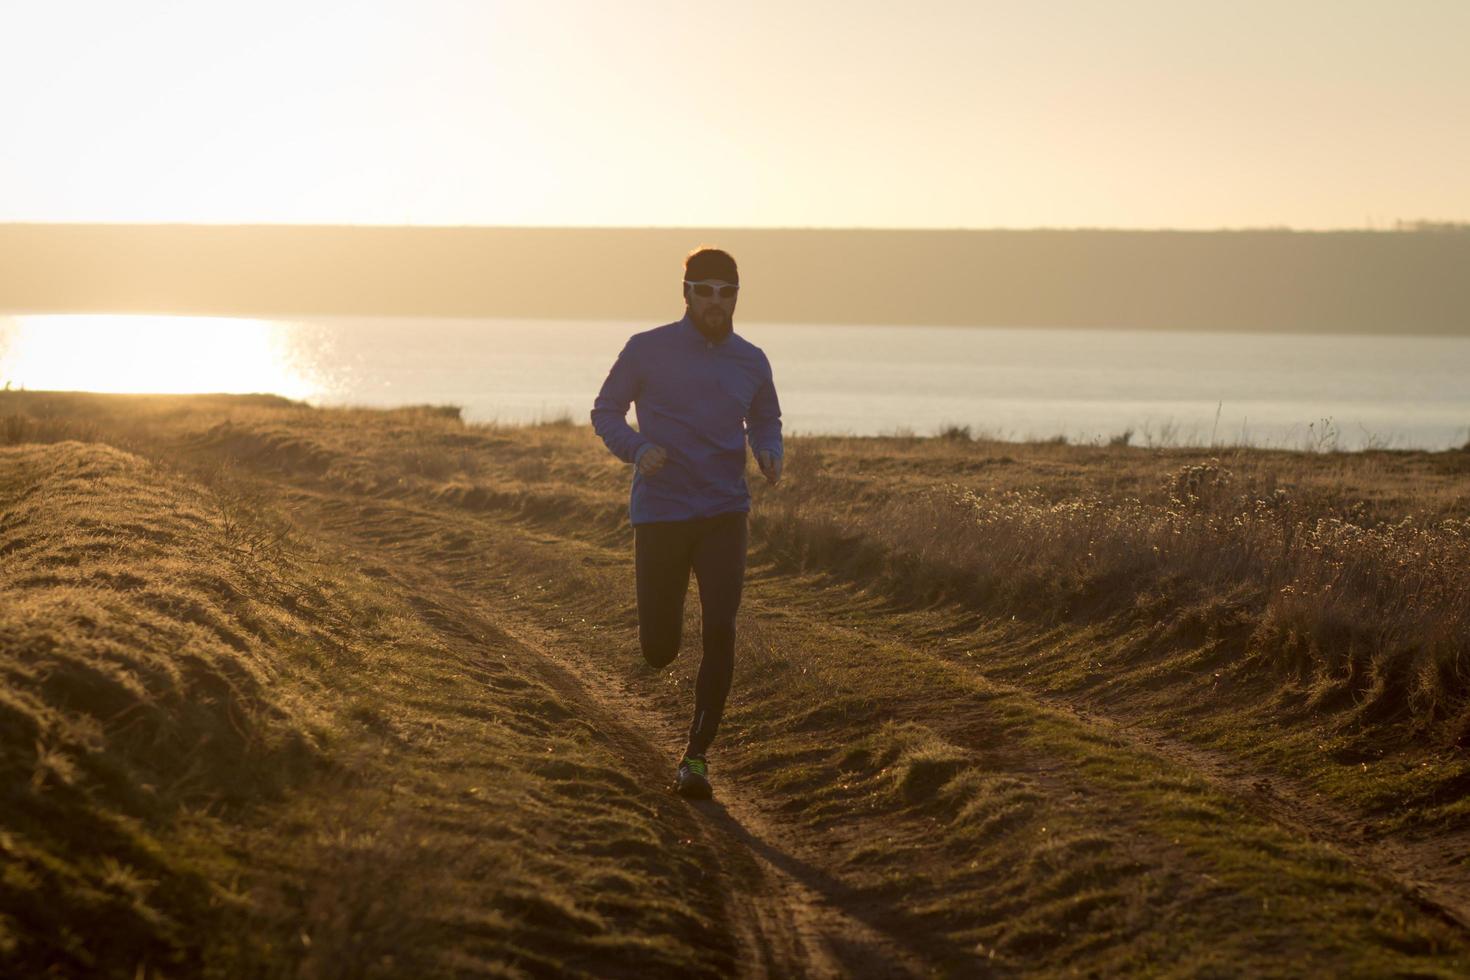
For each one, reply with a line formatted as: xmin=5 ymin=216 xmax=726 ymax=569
xmin=676 ymin=755 xmax=712 ymax=799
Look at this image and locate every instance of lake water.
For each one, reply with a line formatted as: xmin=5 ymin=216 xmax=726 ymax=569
xmin=2 ymin=314 xmax=1468 ymax=450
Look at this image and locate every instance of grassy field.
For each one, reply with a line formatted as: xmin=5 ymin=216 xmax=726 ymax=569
xmin=2 ymin=390 xmax=1468 ymax=977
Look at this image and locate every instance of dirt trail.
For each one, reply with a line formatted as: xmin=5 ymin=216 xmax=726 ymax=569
xmin=467 ymin=496 xmax=1470 ymax=943
xmin=292 ymin=488 xmax=932 ymax=979
xmin=369 ymin=472 xmax=1470 ymax=949
xmin=498 ymin=613 xmax=927 ymax=980
xmin=737 ymin=573 xmax=1470 ymax=935
xmin=748 ymin=572 xmax=1470 ymax=935
xmin=11 ymin=394 xmax=1470 ymax=973
xmin=216 ymin=463 xmax=1470 ymax=975
xmin=1064 ymin=698 xmax=1470 ymax=933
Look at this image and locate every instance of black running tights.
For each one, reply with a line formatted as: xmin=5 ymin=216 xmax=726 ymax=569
xmin=634 ymin=511 xmax=747 ymax=758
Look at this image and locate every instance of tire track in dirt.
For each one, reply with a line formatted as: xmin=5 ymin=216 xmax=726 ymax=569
xmin=750 ymin=572 xmax=1470 ymax=937
xmin=496 ymin=614 xmax=925 ymax=980
xmin=292 ymin=488 xmax=931 ymax=980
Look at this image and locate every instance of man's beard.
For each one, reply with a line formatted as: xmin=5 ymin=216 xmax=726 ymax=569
xmin=694 ymin=307 xmax=733 ymax=342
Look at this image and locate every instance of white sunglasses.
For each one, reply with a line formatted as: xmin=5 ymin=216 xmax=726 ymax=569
xmin=684 ymin=279 xmax=740 ymax=299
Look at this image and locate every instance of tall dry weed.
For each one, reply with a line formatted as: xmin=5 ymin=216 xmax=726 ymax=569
xmin=761 ymin=448 xmax=1470 ymax=742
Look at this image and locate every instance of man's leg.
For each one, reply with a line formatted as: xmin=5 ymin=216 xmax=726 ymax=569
xmin=684 ymin=511 xmax=748 ymax=758
xmin=634 ymin=520 xmax=695 ymax=669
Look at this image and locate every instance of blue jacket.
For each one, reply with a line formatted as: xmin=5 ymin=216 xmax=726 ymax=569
xmin=592 ymin=314 xmax=783 ymax=525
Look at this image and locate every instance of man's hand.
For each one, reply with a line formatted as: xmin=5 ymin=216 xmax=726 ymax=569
xmin=637 ymin=444 xmax=669 ymax=477
xmin=757 ymin=449 xmax=782 ymax=486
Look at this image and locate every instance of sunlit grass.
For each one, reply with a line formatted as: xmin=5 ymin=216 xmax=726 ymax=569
xmin=3 ymin=393 xmax=1469 ymax=976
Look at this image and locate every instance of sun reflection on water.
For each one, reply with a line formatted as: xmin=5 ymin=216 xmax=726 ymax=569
xmin=0 ymin=315 xmax=320 ymax=399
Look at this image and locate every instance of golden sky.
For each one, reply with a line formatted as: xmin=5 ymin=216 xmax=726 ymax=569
xmin=2 ymin=0 xmax=1466 ymax=229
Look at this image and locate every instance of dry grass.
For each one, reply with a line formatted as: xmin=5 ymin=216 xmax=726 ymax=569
xmin=46 ymin=388 xmax=1459 ymax=749
xmin=754 ymin=438 xmax=1470 ymax=745
xmin=418 ymin=442 xmax=1470 ymax=976
xmin=4 ymin=391 xmax=1470 ymax=975
xmin=0 ymin=441 xmax=325 ymax=975
xmin=0 ymin=420 xmax=732 ymax=978
xmin=11 ymin=391 xmax=1464 ymax=757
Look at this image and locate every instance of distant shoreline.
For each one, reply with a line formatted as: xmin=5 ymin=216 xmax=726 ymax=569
xmin=9 ymin=310 xmax=1468 ymax=340
xmin=3 ymin=224 xmax=1468 ymax=335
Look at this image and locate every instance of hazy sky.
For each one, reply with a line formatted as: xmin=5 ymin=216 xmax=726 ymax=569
xmin=2 ymin=0 xmax=1466 ymax=228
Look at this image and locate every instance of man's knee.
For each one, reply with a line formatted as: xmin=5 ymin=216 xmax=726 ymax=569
xmin=640 ymin=632 xmax=681 ymax=669
xmin=701 ymin=615 xmax=737 ymax=645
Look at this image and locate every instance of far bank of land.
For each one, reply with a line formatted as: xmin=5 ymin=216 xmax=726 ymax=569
xmin=3 ymin=224 xmax=1469 ymax=334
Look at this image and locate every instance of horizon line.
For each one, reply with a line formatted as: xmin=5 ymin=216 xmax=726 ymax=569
xmin=3 ymin=220 xmax=1468 ymax=234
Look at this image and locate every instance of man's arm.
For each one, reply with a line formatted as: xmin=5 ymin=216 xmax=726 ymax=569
xmin=591 ymin=340 xmax=654 ymax=464
xmin=747 ymin=357 xmax=783 ymax=484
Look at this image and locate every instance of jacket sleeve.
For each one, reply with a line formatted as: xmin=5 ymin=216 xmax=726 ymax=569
xmin=746 ymin=354 xmax=783 ymax=459
xmin=591 ymin=339 xmax=654 ymax=464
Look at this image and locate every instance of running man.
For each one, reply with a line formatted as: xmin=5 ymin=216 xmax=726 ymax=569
xmin=591 ymin=247 xmax=783 ymax=799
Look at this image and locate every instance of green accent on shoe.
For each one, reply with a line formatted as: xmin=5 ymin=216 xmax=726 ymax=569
xmin=682 ymin=757 xmax=708 ymax=777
